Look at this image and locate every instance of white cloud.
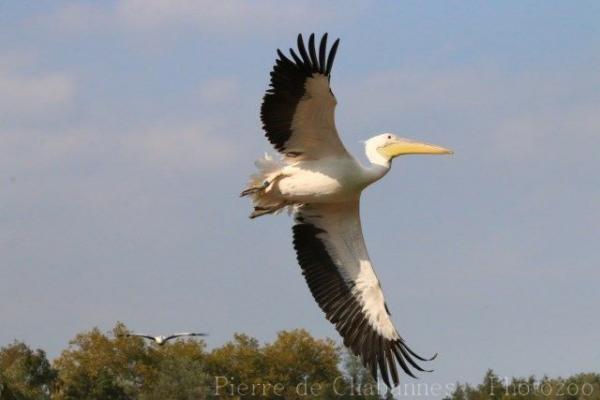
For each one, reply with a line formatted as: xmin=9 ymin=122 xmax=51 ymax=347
xmin=116 ymin=0 xmax=338 ymax=33
xmin=1 ymin=123 xmax=237 ymax=177
xmin=0 ymin=53 xmax=237 ymax=175
xmin=124 ymin=123 xmax=236 ymax=170
xmin=0 ymin=52 xmax=36 ymax=70
xmin=0 ymin=55 xmax=80 ymax=173
xmin=0 ymin=128 xmax=97 ymax=174
xmin=339 ymin=64 xmax=600 ymax=162
xmin=199 ymin=77 xmax=240 ymax=106
xmin=0 ymin=62 xmax=75 ymax=122
xmin=339 ymin=66 xmax=513 ymax=129
xmin=35 ymin=0 xmax=363 ymax=38
xmin=492 ymin=104 xmax=600 ymax=160
xmin=37 ymin=2 xmax=110 ymax=32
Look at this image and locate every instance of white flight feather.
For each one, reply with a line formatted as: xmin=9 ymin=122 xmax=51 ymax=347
xmin=298 ymin=202 xmax=399 ymax=340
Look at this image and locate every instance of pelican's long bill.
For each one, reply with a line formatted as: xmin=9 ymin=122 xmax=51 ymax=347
xmin=378 ymin=139 xmax=453 ymax=158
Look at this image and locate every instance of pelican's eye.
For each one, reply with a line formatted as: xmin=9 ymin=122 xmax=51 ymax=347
xmin=387 ymin=135 xmax=392 ymax=139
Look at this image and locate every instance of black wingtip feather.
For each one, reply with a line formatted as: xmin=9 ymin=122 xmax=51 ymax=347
xmin=391 ymin=345 xmax=418 ymax=379
xmin=296 ymin=34 xmax=311 ymax=72
xmin=386 ymin=346 xmax=400 ymax=387
xmin=403 ymin=342 xmax=438 ymax=362
xmin=325 ymin=38 xmax=340 ymax=76
xmin=308 ymin=33 xmax=319 ymax=71
xmin=288 ymin=48 xmax=303 ymax=67
xmin=377 ymin=338 xmax=390 ymax=387
xmin=276 ymin=49 xmax=291 ymax=64
xmin=397 ymin=344 xmax=431 ymax=373
xmin=318 ymin=33 xmax=328 ymax=74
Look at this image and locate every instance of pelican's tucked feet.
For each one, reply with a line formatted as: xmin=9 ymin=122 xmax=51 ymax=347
xmin=240 ymin=181 xmax=269 ymax=197
xmin=250 ymin=203 xmax=285 ymax=219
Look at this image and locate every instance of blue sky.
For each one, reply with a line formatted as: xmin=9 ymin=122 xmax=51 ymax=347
xmin=1 ymin=0 xmax=600 ymax=396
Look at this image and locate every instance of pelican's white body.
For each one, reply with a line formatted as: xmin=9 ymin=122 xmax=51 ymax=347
xmin=276 ymin=156 xmax=386 ymax=204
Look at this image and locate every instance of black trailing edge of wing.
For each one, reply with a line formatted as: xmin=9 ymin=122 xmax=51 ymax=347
xmin=292 ymin=219 xmax=436 ymax=388
xmin=261 ymin=33 xmax=340 ymax=153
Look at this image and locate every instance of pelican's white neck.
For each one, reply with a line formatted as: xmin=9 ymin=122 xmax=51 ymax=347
xmin=365 ymin=139 xmax=392 ymax=168
xmin=362 ymin=144 xmax=392 ymax=185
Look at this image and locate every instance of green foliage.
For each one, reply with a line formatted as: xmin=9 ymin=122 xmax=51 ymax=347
xmin=49 ymin=324 xmax=383 ymax=399
xmin=444 ymin=369 xmax=600 ymax=400
xmin=0 ymin=341 xmax=56 ymax=399
xmin=206 ymin=329 xmax=366 ymax=399
xmin=1 ymin=326 xmax=598 ymax=400
xmin=52 ymin=322 xmax=207 ymax=399
xmin=138 ymin=357 xmax=209 ymax=400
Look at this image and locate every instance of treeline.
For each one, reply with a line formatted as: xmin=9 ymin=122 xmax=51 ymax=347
xmin=445 ymin=370 xmax=600 ymax=400
xmin=0 ymin=322 xmax=384 ymax=400
xmin=1 ymin=323 xmax=598 ymax=399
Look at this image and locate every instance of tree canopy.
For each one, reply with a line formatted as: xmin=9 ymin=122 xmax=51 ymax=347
xmin=444 ymin=369 xmax=600 ymax=400
xmin=0 ymin=341 xmax=56 ymax=399
xmin=1 ymin=323 xmax=386 ymax=399
xmin=1 ymin=326 xmax=598 ymax=400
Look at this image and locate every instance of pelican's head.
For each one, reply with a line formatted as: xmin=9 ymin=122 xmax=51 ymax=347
xmin=365 ymin=133 xmax=453 ymax=166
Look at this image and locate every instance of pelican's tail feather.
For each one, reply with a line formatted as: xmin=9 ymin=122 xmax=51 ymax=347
xmin=241 ymin=154 xmax=288 ymax=218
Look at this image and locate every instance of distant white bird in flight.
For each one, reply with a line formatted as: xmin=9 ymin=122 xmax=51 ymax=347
xmin=122 ymin=332 xmax=207 ymax=346
xmin=242 ymin=33 xmax=452 ymax=387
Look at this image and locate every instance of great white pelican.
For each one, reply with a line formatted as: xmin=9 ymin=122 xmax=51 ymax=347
xmin=241 ymin=33 xmax=452 ymax=387
xmin=121 ymin=332 xmax=208 ymax=346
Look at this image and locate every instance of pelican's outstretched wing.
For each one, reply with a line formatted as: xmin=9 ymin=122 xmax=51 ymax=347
xmin=293 ymin=201 xmax=435 ymax=387
xmin=261 ymin=33 xmax=349 ymax=160
xmin=164 ymin=332 xmax=208 ymax=342
xmin=172 ymin=332 xmax=207 ymax=337
xmin=127 ymin=334 xmax=155 ymax=341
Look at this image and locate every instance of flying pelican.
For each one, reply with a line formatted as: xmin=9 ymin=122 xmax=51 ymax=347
xmin=241 ymin=33 xmax=452 ymax=387
xmin=121 ymin=332 xmax=207 ymax=346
